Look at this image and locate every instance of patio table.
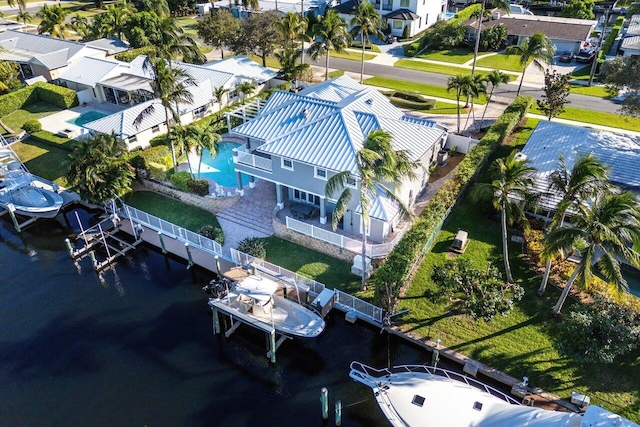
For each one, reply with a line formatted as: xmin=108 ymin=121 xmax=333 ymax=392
xmin=290 ymin=203 xmax=315 ymax=220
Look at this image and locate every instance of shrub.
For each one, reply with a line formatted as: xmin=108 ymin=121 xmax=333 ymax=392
xmin=170 ymin=171 xmax=191 ymax=190
xmin=131 ymin=145 xmax=173 ymax=172
xmin=370 ymin=95 xmax=533 ymax=307
xmin=198 ymin=224 xmax=224 ymax=245
xmin=0 ymin=82 xmax=78 ymax=117
xmin=402 ymin=25 xmax=410 ymax=40
xmin=432 ymin=258 xmax=524 ymax=321
xmin=237 ymin=237 xmax=267 ymax=259
xmin=114 ymin=46 xmax=156 ymax=62
xmin=187 ymin=178 xmax=210 ymax=196
xmin=558 ymin=295 xmax=640 ymax=363
xmin=387 ymin=91 xmax=436 ymax=110
xmin=22 ymin=119 xmax=42 ymax=133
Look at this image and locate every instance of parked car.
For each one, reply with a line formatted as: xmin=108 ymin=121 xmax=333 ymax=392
xmin=558 ymin=50 xmax=574 ymax=63
xmin=575 ymin=50 xmax=596 ymax=63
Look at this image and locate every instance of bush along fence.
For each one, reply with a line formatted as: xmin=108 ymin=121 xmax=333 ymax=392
xmin=369 ymin=95 xmax=533 ymax=308
xmin=0 ymin=82 xmax=78 ymax=117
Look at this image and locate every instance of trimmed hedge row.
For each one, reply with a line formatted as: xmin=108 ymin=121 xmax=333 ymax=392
xmin=115 ymin=46 xmax=156 ymax=62
xmin=370 ymin=95 xmax=533 ymax=306
xmin=387 ymin=91 xmax=436 ymax=110
xmin=598 ymin=16 xmax=623 ymax=64
xmin=0 ymin=82 xmax=78 ymax=117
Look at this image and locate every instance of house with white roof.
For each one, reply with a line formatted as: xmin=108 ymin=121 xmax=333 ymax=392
xmin=520 ymin=121 xmax=640 ymax=218
xmin=228 ymin=75 xmax=448 ymax=243
xmin=334 ymin=0 xmax=447 ymax=38
xmin=620 ymin=14 xmax=640 ymax=57
xmin=0 ymin=30 xmax=106 ymax=81
xmin=203 ymin=55 xmax=278 ymax=102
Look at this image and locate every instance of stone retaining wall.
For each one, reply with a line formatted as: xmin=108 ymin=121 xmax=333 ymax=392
xmin=137 ymin=178 xmax=240 ymax=213
xmin=272 ymin=216 xmax=356 ymax=263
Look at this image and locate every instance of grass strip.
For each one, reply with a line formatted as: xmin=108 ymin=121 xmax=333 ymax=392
xmin=475 ymin=53 xmax=530 ymax=72
xmin=416 ymin=48 xmax=475 ymax=64
xmin=364 ymin=76 xmax=486 ymax=104
xmin=529 ymin=104 xmax=640 ymax=131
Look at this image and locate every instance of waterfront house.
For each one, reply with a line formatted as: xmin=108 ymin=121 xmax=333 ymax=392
xmin=0 ymin=30 xmax=106 ymax=81
xmin=520 ymin=121 xmax=640 ymax=219
xmin=334 ymin=0 xmax=447 ymax=38
xmin=227 ymin=75 xmax=448 ymax=244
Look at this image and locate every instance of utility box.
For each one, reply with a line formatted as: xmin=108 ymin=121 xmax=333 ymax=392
xmin=312 ymin=288 xmax=335 ymax=318
xmin=463 ymin=361 xmax=478 ymax=377
xmin=571 ymin=392 xmax=590 ymax=407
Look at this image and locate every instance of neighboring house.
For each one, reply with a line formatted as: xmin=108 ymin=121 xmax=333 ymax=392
xmin=228 ymin=75 xmax=448 ymax=244
xmin=83 ymin=37 xmax=130 ymax=57
xmin=334 ymin=0 xmax=447 ymax=38
xmin=620 ymin=14 xmax=640 ymax=57
xmin=57 ymin=54 xmax=276 ymax=150
xmin=520 ymin=121 xmax=640 ymax=218
xmin=464 ymin=13 xmax=596 ymax=54
xmin=0 ymin=30 xmax=105 ymax=81
xmin=0 ymin=18 xmax=25 ymax=33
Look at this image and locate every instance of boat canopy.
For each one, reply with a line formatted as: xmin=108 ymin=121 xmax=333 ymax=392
xmin=235 ymin=275 xmax=279 ymax=303
xmin=581 ymin=405 xmax=640 ymax=427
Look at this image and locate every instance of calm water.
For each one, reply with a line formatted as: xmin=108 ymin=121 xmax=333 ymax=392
xmin=195 ymin=143 xmax=250 ymax=188
xmin=66 ymin=111 xmax=108 ymax=127
xmin=0 ymin=209 xmax=436 ymax=426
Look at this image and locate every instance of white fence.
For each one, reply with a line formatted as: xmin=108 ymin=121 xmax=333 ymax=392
xmin=234 ymin=149 xmax=273 ymax=171
xmin=285 ymin=216 xmax=408 ymax=258
xmin=123 ymin=204 xmax=223 ymax=256
xmin=231 ymin=248 xmax=384 ymax=325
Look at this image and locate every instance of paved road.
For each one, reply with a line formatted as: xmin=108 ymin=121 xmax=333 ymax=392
xmin=324 ymin=57 xmax=622 ymax=115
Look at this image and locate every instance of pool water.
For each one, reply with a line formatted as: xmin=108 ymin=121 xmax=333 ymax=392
xmin=194 ymin=142 xmax=250 ymax=188
xmin=66 ymin=111 xmax=108 ymax=127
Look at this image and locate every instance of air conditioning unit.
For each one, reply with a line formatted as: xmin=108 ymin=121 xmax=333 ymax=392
xmin=492 ymin=11 xmax=501 ymax=19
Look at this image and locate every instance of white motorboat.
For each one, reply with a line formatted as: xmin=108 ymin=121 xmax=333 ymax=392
xmin=208 ymin=274 xmax=325 ymax=338
xmin=349 ymin=362 xmax=639 ymax=427
xmin=0 ymin=162 xmax=63 ymax=219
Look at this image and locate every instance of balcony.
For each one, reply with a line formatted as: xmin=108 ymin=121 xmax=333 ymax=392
xmin=233 ymin=144 xmax=272 ymax=172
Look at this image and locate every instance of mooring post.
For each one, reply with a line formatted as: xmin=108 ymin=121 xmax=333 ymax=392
xmin=64 ymin=238 xmax=74 ymax=257
xmin=212 ymin=305 xmax=220 ymax=335
xmin=431 ymin=338 xmax=441 ymax=367
xmin=321 ymin=387 xmax=329 ymax=420
xmin=185 ymin=242 xmax=194 ymax=269
xmin=269 ymin=330 xmax=276 ymax=363
xmin=214 ymin=255 xmax=221 ymax=274
xmin=7 ymin=203 xmax=21 ymax=233
xmin=335 ymin=400 xmax=342 ymax=426
xmin=158 ymin=231 xmax=167 ymax=254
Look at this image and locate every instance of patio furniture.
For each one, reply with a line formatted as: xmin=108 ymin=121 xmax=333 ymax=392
xmin=290 ymin=202 xmax=316 ymax=220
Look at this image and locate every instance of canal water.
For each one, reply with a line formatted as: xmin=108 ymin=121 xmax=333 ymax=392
xmin=0 ymin=210 xmax=437 ymax=427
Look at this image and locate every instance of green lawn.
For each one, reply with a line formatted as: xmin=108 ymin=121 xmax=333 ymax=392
xmin=176 ymin=16 xmax=199 ymax=35
xmin=261 ymin=236 xmax=362 ymax=295
xmin=1 ymin=102 xmax=62 ymax=135
xmin=330 ymin=50 xmax=376 ymax=61
xmin=328 ymin=70 xmax=345 ymax=79
xmin=570 ymin=65 xmax=593 ymax=81
xmin=569 ymin=83 xmax=613 ymax=98
xmin=476 ymin=53 xmax=530 ymax=72
xmin=529 ymin=104 xmax=640 ymax=131
xmin=11 ymin=138 xmax=71 ymax=187
xmin=417 ymin=48 xmax=476 ymax=64
xmin=246 ymin=54 xmax=281 ymax=69
xmin=422 ymin=100 xmax=469 ymax=115
xmin=364 ymin=76 xmax=487 ymax=104
xmin=350 ymin=42 xmax=381 ymax=53
xmin=123 ymin=191 xmax=221 ymax=233
xmin=395 ymin=59 xmax=518 ymax=82
xmin=399 ymin=118 xmax=639 ymax=422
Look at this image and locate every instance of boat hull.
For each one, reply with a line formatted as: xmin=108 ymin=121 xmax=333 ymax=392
xmin=0 ymin=186 xmax=63 ymax=218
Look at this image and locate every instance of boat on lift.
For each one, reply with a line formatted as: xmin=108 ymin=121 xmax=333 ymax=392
xmin=0 ymin=158 xmax=63 ymax=219
xmin=208 ymin=274 xmax=325 ymax=338
xmin=349 ymin=361 xmax=639 ymax=427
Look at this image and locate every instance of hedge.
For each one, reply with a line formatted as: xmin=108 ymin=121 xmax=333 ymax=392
xmin=0 ymin=82 xmax=78 ymax=117
xmin=387 ymin=91 xmax=436 ymax=110
xmin=598 ymin=16 xmax=623 ymax=64
xmin=114 ymin=46 xmax=156 ymax=63
xmin=369 ymin=95 xmax=533 ymax=306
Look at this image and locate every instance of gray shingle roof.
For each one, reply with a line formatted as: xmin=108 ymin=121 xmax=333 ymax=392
xmin=465 ymin=15 xmax=595 ymax=42
xmin=384 ymin=8 xmax=419 ymax=21
xmin=622 ymin=35 xmax=640 ymax=50
xmin=83 ymin=37 xmax=130 ymax=55
xmin=521 ymin=121 xmax=640 ymax=211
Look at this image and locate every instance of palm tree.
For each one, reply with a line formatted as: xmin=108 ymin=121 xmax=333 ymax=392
xmin=463 ymin=73 xmax=487 ymax=131
xmin=506 ymin=32 xmax=555 ymax=96
xmin=274 ymin=47 xmax=307 ymax=83
xmin=155 ymin=15 xmax=205 ymax=64
xmin=325 ymin=129 xmax=418 ymax=290
xmin=277 ymin=12 xmax=308 ymax=51
xmin=64 ymin=133 xmax=134 ymax=204
xmin=172 ymin=125 xmax=198 ymax=178
xmin=195 ymin=125 xmax=222 ymax=179
xmin=471 ymin=151 xmax=536 ymax=284
xmin=308 ymin=10 xmax=350 ymax=81
xmin=101 ymin=0 xmax=134 ymax=40
xmin=37 ymin=4 xmax=69 ymax=39
xmin=447 ymin=74 xmax=474 ymax=134
xmin=537 ymin=153 xmax=610 ymax=295
xmin=349 ymin=1 xmax=384 ymax=84
xmin=133 ymin=56 xmax=196 ymax=173
xmin=17 ymin=11 xmax=31 ymax=28
xmin=236 ymin=81 xmax=255 ymax=104
xmin=6 ymin=0 xmax=26 ymax=14
xmin=543 ymin=191 xmax=640 ymax=315
xmin=479 ymin=70 xmax=510 ymax=130
xmin=469 ymin=0 xmax=510 ymax=77
xmin=213 ymin=86 xmax=229 ymax=116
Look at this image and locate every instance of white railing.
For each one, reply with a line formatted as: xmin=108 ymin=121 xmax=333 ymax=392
xmin=235 ymin=151 xmax=272 ymax=172
xmin=123 ymin=204 xmax=223 ymax=256
xmin=231 ymin=248 xmax=325 ymax=295
xmin=231 ymin=249 xmax=384 ymax=325
xmin=286 ymin=216 xmax=408 ymax=258
xmin=334 ymin=290 xmax=383 ymax=324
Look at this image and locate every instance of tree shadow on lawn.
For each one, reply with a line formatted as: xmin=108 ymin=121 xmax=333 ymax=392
xmin=19 ymin=140 xmax=70 ymax=184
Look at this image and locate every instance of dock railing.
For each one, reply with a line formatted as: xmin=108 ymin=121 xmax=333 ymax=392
xmin=122 ymin=204 xmax=223 ymax=256
xmin=334 ymin=290 xmax=384 ymax=324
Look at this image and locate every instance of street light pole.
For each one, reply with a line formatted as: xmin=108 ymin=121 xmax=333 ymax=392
xmin=589 ymin=7 xmax=610 ymax=87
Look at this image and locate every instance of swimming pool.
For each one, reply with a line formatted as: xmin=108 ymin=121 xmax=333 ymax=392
xmin=66 ymin=111 xmax=108 ymax=127
xmin=193 ymin=142 xmax=250 ymax=188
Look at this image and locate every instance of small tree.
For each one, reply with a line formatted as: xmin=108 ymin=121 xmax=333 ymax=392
xmin=537 ymin=69 xmax=571 ymax=121
xmin=401 ymin=24 xmax=410 ymax=40
xmin=237 ymin=237 xmax=267 ymax=259
xmin=236 ymin=81 xmax=255 ymax=104
xmin=560 ymin=0 xmax=595 ymax=19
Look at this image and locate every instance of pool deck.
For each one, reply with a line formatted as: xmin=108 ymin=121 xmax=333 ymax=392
xmin=38 ymin=102 xmax=124 ymax=139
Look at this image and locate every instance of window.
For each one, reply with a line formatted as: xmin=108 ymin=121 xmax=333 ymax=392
xmin=128 ymin=135 xmax=137 ymax=144
xmin=152 ymin=125 xmax=160 ymax=133
xmin=281 ymin=158 xmax=293 ymax=170
xmin=412 ymin=395 xmax=425 ymax=407
xmin=346 ymin=176 xmax=357 ymax=188
xmin=193 ymin=105 xmax=206 ymax=118
xmin=229 ymin=89 xmax=238 ymax=99
xmin=400 ymin=0 xmax=409 ymax=7
xmin=315 ymin=167 xmax=327 ymax=180
xmin=393 ymin=20 xmax=403 ymax=29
